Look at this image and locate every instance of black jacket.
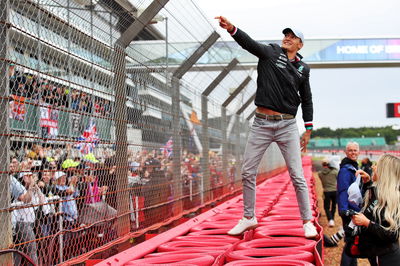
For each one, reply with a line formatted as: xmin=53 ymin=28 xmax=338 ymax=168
xmin=232 ymin=28 xmax=313 ymax=123
xmin=359 ymin=185 xmax=399 ymax=257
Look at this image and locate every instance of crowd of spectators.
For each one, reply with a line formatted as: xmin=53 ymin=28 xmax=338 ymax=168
xmin=8 ymin=142 xmax=236 ymax=264
xmin=8 ymin=63 xmax=112 ymax=116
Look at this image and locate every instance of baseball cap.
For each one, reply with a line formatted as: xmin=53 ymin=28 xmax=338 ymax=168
xmin=282 ymin=28 xmax=304 ymax=43
xmin=83 ymin=153 xmax=99 ymax=163
xmin=19 ymin=172 xmax=33 ymax=178
xmin=62 ymin=159 xmax=80 ymax=169
xmin=130 ymin=161 xmax=140 ymax=171
xmin=54 ymin=171 xmax=67 ymax=180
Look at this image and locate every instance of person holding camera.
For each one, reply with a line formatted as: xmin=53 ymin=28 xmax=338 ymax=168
xmin=351 ymin=154 xmax=400 ymax=265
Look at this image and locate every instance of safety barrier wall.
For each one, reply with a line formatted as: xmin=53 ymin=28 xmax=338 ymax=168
xmin=0 ymin=0 xmax=286 ymax=264
xmin=97 ymin=157 xmax=322 ymax=266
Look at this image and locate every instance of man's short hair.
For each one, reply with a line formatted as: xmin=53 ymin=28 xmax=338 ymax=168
xmin=346 ymin=141 xmax=359 ymax=151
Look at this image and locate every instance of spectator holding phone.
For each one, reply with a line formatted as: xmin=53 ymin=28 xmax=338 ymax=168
xmin=351 ymin=154 xmax=400 ymax=265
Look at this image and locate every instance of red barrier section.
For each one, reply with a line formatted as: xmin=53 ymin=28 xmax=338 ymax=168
xmin=224 ymin=259 xmax=315 ymax=266
xmin=124 ymin=253 xmax=215 ymax=265
xmin=236 ymin=237 xmax=315 ymax=252
xmin=145 ymin=250 xmax=225 ymax=259
xmin=225 ymin=249 xmax=314 ymax=262
xmin=157 ymin=241 xmax=233 ymax=252
xmin=96 ymin=157 xmax=324 ymax=266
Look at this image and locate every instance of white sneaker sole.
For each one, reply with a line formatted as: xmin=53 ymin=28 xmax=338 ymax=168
xmin=305 ymin=233 xmax=318 ymax=239
xmin=227 ymin=224 xmax=258 ymax=236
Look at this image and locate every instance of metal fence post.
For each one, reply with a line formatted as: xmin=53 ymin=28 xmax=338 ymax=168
xmin=112 ymin=0 xmax=169 ymax=238
xmin=202 ymin=59 xmax=238 ymax=197
xmin=221 ymin=107 xmax=228 ymax=192
xmin=113 ymin=44 xmax=130 ymax=237
xmin=171 ymin=77 xmax=182 ymax=214
xmin=0 ymin=0 xmax=12 ymax=264
xmin=201 ymin=95 xmax=209 ymax=203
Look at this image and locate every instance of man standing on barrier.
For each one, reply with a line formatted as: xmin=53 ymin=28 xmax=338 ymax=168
xmin=216 ymin=16 xmax=318 ymax=238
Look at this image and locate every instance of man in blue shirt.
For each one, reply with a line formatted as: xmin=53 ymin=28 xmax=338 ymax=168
xmin=337 ymin=142 xmax=360 ymax=266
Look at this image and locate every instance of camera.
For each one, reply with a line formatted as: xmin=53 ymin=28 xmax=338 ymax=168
xmin=324 ymin=227 xmax=345 ymax=247
xmin=344 ymin=209 xmax=358 ymax=217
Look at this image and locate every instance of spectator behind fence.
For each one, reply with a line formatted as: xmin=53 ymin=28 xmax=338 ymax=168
xmin=141 ymin=158 xmax=171 ymax=225
xmin=12 ymin=172 xmax=41 ymax=265
xmin=352 ymin=154 xmax=400 ymax=265
xmin=9 ymin=157 xmax=38 ymax=264
xmin=54 ymin=171 xmax=79 ymax=228
xmin=337 ymin=141 xmax=361 ymax=266
xmin=318 ymin=158 xmax=338 ymax=227
xmin=103 ymin=156 xmax=117 ymax=210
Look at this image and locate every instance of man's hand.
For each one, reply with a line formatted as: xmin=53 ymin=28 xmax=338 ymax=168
xmin=300 ymin=130 xmax=311 ymax=152
xmin=214 ymin=16 xmax=234 ymax=32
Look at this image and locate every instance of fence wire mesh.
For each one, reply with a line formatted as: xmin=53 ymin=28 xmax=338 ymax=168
xmin=0 ymin=0 xmax=285 ymax=264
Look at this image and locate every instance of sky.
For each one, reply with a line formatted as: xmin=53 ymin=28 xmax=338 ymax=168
xmin=196 ymin=0 xmax=400 ymax=130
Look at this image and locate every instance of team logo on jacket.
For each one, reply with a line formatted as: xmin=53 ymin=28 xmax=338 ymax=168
xmin=276 ymin=54 xmax=287 ymax=68
xmin=295 ymin=65 xmax=304 ymax=77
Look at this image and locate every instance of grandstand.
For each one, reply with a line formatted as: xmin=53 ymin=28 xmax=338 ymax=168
xmin=308 ymin=137 xmax=386 ymax=149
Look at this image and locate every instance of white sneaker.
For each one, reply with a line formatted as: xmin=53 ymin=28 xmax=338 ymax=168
xmin=328 ymin=219 xmax=335 ymax=227
xmin=227 ymin=217 xmax=258 ymax=236
xmin=303 ymin=221 xmax=318 ymax=239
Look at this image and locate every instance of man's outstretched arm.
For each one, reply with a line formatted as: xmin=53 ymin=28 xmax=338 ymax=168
xmin=215 ymin=16 xmax=271 ymax=59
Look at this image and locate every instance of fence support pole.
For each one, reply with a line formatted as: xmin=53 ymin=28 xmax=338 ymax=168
xmin=221 ymin=107 xmax=228 ymax=191
xmin=113 ymin=43 xmax=131 ymax=237
xmin=113 ymin=0 xmax=169 ymax=238
xmin=0 ymin=0 xmax=12 ymax=264
xmin=172 ymin=31 xmax=220 ymax=211
xmin=200 ymin=95 xmax=209 ymax=203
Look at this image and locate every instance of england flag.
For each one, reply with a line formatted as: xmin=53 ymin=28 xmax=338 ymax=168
xmin=75 ymin=119 xmax=99 ymax=154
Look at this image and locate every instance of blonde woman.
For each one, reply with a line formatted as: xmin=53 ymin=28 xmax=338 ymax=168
xmin=353 ymin=154 xmax=400 ymax=265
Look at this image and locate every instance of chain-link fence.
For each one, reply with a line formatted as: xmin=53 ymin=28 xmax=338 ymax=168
xmin=0 ymin=0 xmax=285 ymax=264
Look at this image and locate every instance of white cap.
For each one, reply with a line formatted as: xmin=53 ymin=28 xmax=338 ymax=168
xmin=19 ymin=172 xmax=33 ymax=178
xmin=54 ymin=171 xmax=67 ymax=180
xmin=282 ymin=27 xmax=304 ymax=43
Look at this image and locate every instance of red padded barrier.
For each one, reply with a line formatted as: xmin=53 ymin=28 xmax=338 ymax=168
xmin=157 ymin=240 xmax=232 ymax=252
xmin=261 ymin=214 xmax=303 ymax=221
xmin=145 ymin=250 xmax=223 ymax=258
xmin=172 ymin=235 xmax=239 ymax=243
xmin=236 ymin=237 xmax=315 ymax=252
xmin=191 ymin=221 xmax=236 ymax=231
xmin=224 ymin=259 xmax=314 ymax=266
xmin=258 ymin=219 xmax=303 ymax=227
xmin=188 ymin=228 xmax=230 ymax=235
xmin=205 ymin=214 xmax=242 ymax=221
xmin=97 ymin=157 xmax=321 ymax=266
xmin=125 ymin=253 xmax=215 ymax=265
xmin=254 ymin=227 xmax=306 ymax=238
xmin=256 ymin=224 xmax=302 ymax=231
xmin=268 ymin=208 xmax=317 ymax=216
xmin=225 ymin=249 xmax=314 ymax=262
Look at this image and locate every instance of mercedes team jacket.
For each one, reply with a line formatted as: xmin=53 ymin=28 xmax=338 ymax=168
xmin=232 ymin=28 xmax=313 ymax=125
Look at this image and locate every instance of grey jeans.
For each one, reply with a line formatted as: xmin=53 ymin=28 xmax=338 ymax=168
xmin=241 ymin=117 xmax=312 ymax=220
